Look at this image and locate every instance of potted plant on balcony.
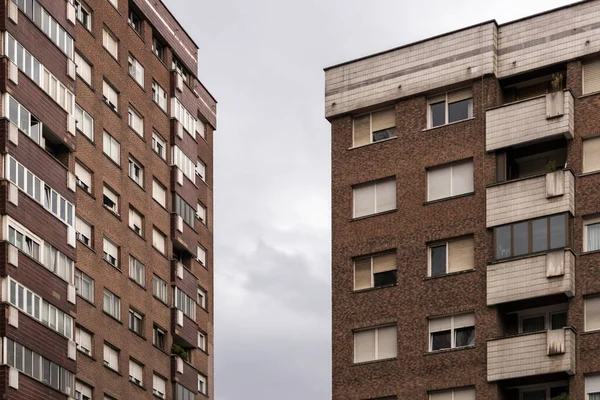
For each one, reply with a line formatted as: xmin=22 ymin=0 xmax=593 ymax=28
xmin=545 ymin=160 xmax=565 ymax=198
xmin=550 ymin=394 xmax=572 ymax=400
xmin=547 ymin=72 xmax=564 ymax=118
xmin=171 ymin=343 xmax=189 ymax=362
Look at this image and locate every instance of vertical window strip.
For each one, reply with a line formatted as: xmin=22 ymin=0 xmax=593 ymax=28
xmin=174 ymin=287 xmax=196 ymax=320
xmin=172 ymin=146 xmax=196 ymax=182
xmin=171 ymin=98 xmax=196 ymax=137
xmin=4 ymin=93 xmax=42 ymax=145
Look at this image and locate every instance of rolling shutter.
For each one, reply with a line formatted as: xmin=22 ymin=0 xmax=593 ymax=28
xmin=583 ymin=137 xmax=600 ymax=173
xmin=354 ymin=258 xmax=371 ymax=290
xmin=371 ymin=108 xmax=395 ymax=132
xmin=448 ymin=237 xmax=474 ymax=273
xmin=583 ymin=60 xmax=600 ymax=95
xmin=372 ymin=252 xmax=396 ymax=273
xmin=448 ymin=87 xmax=472 ymax=103
xmin=353 ymin=115 xmax=370 ymax=147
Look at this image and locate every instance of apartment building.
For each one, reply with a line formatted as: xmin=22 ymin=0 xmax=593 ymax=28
xmin=0 ymin=0 xmax=216 ymax=399
xmin=326 ymin=1 xmax=600 ymax=399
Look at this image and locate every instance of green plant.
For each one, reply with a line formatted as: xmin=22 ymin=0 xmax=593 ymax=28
xmin=546 ymin=160 xmax=557 ymax=173
xmin=551 ymin=72 xmax=564 ymax=92
xmin=171 ymin=343 xmax=188 ymax=361
xmin=550 ymin=393 xmax=572 ymax=400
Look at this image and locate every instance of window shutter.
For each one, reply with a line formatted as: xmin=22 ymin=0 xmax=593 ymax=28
xmin=584 ymin=60 xmax=600 ymax=95
xmin=451 ymin=161 xmax=474 ymax=196
xmin=104 ymin=187 xmax=118 ymax=205
xmin=448 ymin=87 xmax=472 ymax=103
xmin=428 ymin=93 xmax=446 ymax=105
xmin=372 ymin=252 xmax=396 ymax=273
xmin=453 ymin=388 xmax=476 ymax=400
xmin=353 ymin=115 xmax=370 ymax=147
xmin=353 ymin=329 xmax=376 ymax=363
xmin=429 ymin=316 xmax=451 ymax=332
xmin=428 ymin=166 xmax=452 ymax=201
xmin=448 ymin=237 xmax=474 ymax=273
xmin=429 ymin=391 xmax=453 ymax=400
xmin=353 ymin=184 xmax=375 ymax=218
xmin=375 ymin=179 xmax=396 ymax=213
xmin=104 ymin=239 xmax=117 ymax=257
xmin=75 ymin=163 xmax=91 ymax=186
xmin=586 ymin=297 xmax=600 ymax=331
xmin=584 ymin=137 xmax=600 ymax=173
xmin=353 ymin=258 xmax=371 ymax=290
xmin=454 ymin=313 xmax=475 ymax=329
xmin=586 ymin=375 xmax=600 ymax=398
xmin=76 ymin=217 xmax=91 ymax=239
xmin=376 ymin=326 xmax=397 ymax=359
xmin=371 ymin=108 xmax=395 ymax=132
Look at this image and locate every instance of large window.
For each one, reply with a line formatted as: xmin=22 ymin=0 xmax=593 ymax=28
xmin=152 ymin=81 xmax=168 ymax=111
xmin=428 ymin=88 xmax=473 ymax=128
xmin=172 ymin=98 xmax=196 ymax=136
xmin=353 ymin=251 xmax=396 ymax=290
xmin=429 ymin=388 xmax=475 ymax=400
xmin=102 ymin=80 xmax=119 ymax=112
xmin=75 ymin=269 xmax=94 ymax=302
xmin=174 ymin=287 xmax=196 ymax=320
xmin=427 ymin=160 xmax=473 ymax=201
xmin=102 ymin=28 xmax=119 ymax=59
xmin=518 ymin=306 xmax=567 ymax=333
xmin=153 ymin=275 xmax=168 ymax=303
xmin=128 ymin=55 xmax=144 ymax=86
xmin=75 ymin=104 xmax=94 ymax=141
xmin=75 ymin=327 xmax=92 ymax=356
xmin=353 ymin=178 xmax=396 ymax=218
xmin=494 ymin=213 xmax=569 ymax=260
xmin=585 ymin=297 xmax=600 ymax=332
xmin=353 ymin=325 xmax=397 ymax=363
xmin=103 ymin=131 xmax=120 ymax=164
xmin=103 ymin=289 xmax=120 ymax=320
xmin=75 ymin=52 xmax=92 ymax=85
xmin=103 ymin=343 xmax=119 ymax=371
xmin=129 ymin=255 xmax=145 ymax=286
xmin=173 ymin=194 xmax=195 ymax=227
xmin=103 ymin=238 xmax=119 ymax=268
xmin=5 ymin=94 xmax=42 ymax=144
xmin=429 ymin=237 xmax=474 ymax=277
xmin=352 ymin=108 xmax=396 ymax=147
xmin=583 ymin=59 xmax=600 ymax=95
xmin=175 ymin=383 xmax=195 ymax=400
xmin=585 ymin=216 xmax=600 ymax=252
xmin=584 ymin=137 xmax=600 ymax=173
xmin=172 ymin=146 xmax=196 ymax=181
xmin=429 ymin=313 xmax=474 ymax=351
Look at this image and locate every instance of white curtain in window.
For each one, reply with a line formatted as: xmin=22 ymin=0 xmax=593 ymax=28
xmin=353 ymin=329 xmax=376 ymax=363
xmin=376 ymin=325 xmax=397 ymax=359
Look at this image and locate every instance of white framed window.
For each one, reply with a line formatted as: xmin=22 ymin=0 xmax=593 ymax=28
xmin=14 ymin=2 xmax=74 ymax=57
xmin=197 ymin=245 xmax=207 ymax=266
xmin=128 ymin=309 xmax=143 ymax=335
xmin=152 ymin=35 xmax=166 ymax=61
xmin=153 ymin=275 xmax=168 ymax=303
xmin=103 ymin=289 xmax=120 ymax=319
xmin=429 ymin=387 xmax=475 ymax=400
xmin=129 ymin=359 xmax=143 ymax=385
xmin=583 ymin=59 xmax=600 ymax=95
xmin=197 ymin=286 xmax=207 ymax=309
xmin=75 ymin=104 xmax=94 ymax=141
xmin=75 ymin=0 xmax=92 ymax=30
xmin=586 ymin=374 xmax=600 ymax=400
xmin=152 ymin=228 xmax=166 ymax=254
xmin=76 ymin=380 xmax=93 ymax=400
xmin=75 ymin=327 xmax=92 ymax=356
xmin=128 ymin=106 xmax=144 ymax=137
xmin=153 ymin=325 xmax=166 ymax=349
xmin=516 ymin=305 xmax=567 ymax=334
xmin=75 ymin=269 xmax=94 ymax=302
xmin=103 ymin=131 xmax=120 ymax=164
xmin=198 ymin=331 xmax=206 ymax=351
xmin=128 ymin=157 xmax=144 ymax=187
xmin=353 ymin=178 xmax=396 ymax=218
xmin=128 ymin=207 xmax=144 ymax=235
xmin=75 ymin=52 xmax=92 ymax=85
xmin=174 ymin=287 xmax=196 ymax=320
xmin=585 ymin=297 xmax=600 ymax=332
xmin=353 ymin=325 xmax=397 ymax=363
xmin=429 ymin=313 xmax=475 ymax=351
xmin=584 ymin=216 xmax=600 ymax=253
xmin=152 ymin=81 xmax=167 ymax=111
xmin=129 ymin=255 xmax=145 ymax=286
xmin=152 ymin=131 xmax=167 ymax=160
xmin=153 ymin=374 xmax=167 ymax=399
xmin=196 ymin=202 xmax=207 ymax=223
xmin=196 ymin=158 xmax=206 ymax=181
xmin=75 ymin=216 xmax=92 ymax=247
xmin=172 ymin=146 xmax=196 ymax=181
xmin=428 ymin=237 xmax=474 ymax=277
xmin=427 ymin=160 xmax=473 ymax=201
xmin=353 ymin=252 xmax=396 ymax=290
xmin=5 ymin=94 xmax=42 ymax=144
xmin=152 ymin=179 xmax=167 ymax=207
xmin=198 ymin=374 xmax=207 ymax=395
xmin=428 ymin=88 xmax=473 ymax=128
xmin=103 ymin=237 xmax=119 ymax=268
xmin=172 ymin=98 xmax=196 ymax=136
xmin=128 ymin=7 xmax=142 ymax=34
xmin=103 ymin=343 xmax=119 ymax=370
xmin=352 ymin=108 xmax=396 ymax=147
xmin=102 ymin=28 xmax=118 ymax=59
xmin=103 ymin=185 xmax=119 ymax=214
xmin=128 ymin=54 xmax=144 ymax=86
xmin=102 ymin=80 xmax=118 ymax=112
xmin=583 ymin=136 xmax=600 ymax=173
xmin=75 ymin=162 xmax=92 ymax=193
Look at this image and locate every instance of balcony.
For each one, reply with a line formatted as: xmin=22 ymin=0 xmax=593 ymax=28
xmin=487 ymin=249 xmax=575 ymax=305
xmin=487 ymin=327 xmax=576 ymax=381
xmin=486 ymin=170 xmax=575 ymax=228
xmin=486 ymin=90 xmax=574 ymax=152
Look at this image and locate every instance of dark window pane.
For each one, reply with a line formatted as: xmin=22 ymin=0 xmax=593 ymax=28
xmin=523 ymin=391 xmax=546 ymax=400
xmin=455 ymin=327 xmax=475 ymax=347
xmin=374 ymin=270 xmax=396 ymax=287
xmin=550 ymin=386 xmax=569 ymax=397
xmin=372 ymin=127 xmax=395 ymax=142
xmin=522 ymin=316 xmax=545 ymax=333
xmin=495 ymin=225 xmax=511 ymax=259
xmin=431 ymin=331 xmax=451 ymax=351
xmin=513 ymin=222 xmax=529 ymax=256
xmin=448 ymin=98 xmax=472 ymax=123
xmin=430 ymin=101 xmax=445 ymax=127
xmin=551 ymin=312 xmax=567 ymax=330
xmin=550 ymin=214 xmax=566 ymax=249
xmin=430 ymin=245 xmax=447 ymax=276
xmin=532 ymin=218 xmax=548 ymax=253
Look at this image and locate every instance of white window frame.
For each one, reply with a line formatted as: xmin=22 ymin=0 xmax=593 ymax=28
xmin=427 ymin=160 xmax=474 ymax=201
xmin=75 ymin=269 xmax=94 ymax=302
xmin=429 ymin=387 xmax=476 ymax=400
xmin=103 ymin=343 xmax=119 ymax=371
xmin=198 ymin=374 xmax=207 ymax=395
xmin=128 ymin=157 xmax=144 ymax=187
xmin=102 ymin=28 xmax=119 ymax=59
xmin=76 ymin=380 xmax=93 ymax=400
xmin=75 ymin=0 xmax=92 ymax=30
xmin=196 ymin=158 xmax=206 ymax=181
xmin=153 ymin=179 xmax=167 ymax=207
xmin=129 ymin=359 xmax=143 ymax=385
xmin=196 ymin=202 xmax=207 ymax=223
xmin=129 ymin=255 xmax=145 ymax=286
xmin=75 ymin=162 xmax=92 ymax=194
xmin=128 ymin=309 xmax=143 ymax=335
xmin=353 ymin=325 xmax=397 ymax=363
xmin=584 ymin=215 xmax=600 ymax=253
xmin=153 ymin=275 xmax=168 ymax=303
xmin=197 ymin=286 xmax=207 ymax=309
xmin=153 ymin=374 xmax=167 ymax=399
xmin=102 ymin=80 xmax=119 ymax=112
xmin=102 ymin=185 xmax=119 ymax=215
xmin=75 ymin=52 xmax=92 ymax=85
xmin=152 ymin=81 xmax=167 ymax=111
xmin=75 ymin=216 xmax=92 ymax=247
xmin=585 ymin=296 xmax=600 ymax=332
xmin=128 ymin=106 xmax=144 ymax=137
xmin=103 ymin=237 xmax=119 ymax=268
xmin=103 ymin=131 xmax=120 ymax=165
xmin=103 ymin=289 xmax=121 ymax=320
xmin=428 ymin=313 xmax=475 ymax=352
xmin=128 ymin=54 xmax=144 ymax=86
xmin=152 ymin=131 xmax=167 ymax=160
xmin=198 ymin=331 xmax=206 ymax=351
xmin=352 ymin=178 xmax=396 ymax=218
xmin=128 ymin=207 xmax=143 ymax=235
xmin=197 ymin=244 xmax=206 ymax=266
xmin=75 ymin=327 xmax=92 ymax=356
xmin=75 ymin=104 xmax=94 ymax=141
xmin=152 ymin=228 xmax=166 ymax=254
xmin=427 ymin=88 xmax=473 ymax=128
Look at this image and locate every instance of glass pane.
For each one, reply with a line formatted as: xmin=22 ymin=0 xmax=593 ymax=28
xmin=373 ymin=270 xmax=396 ymax=287
xmin=448 ymin=98 xmax=472 ymax=123
xmin=532 ymin=218 xmax=548 ymax=253
xmin=430 ymin=245 xmax=447 ymax=276
xmin=513 ymin=222 xmax=529 ymax=256
xmin=550 ymin=214 xmax=566 ymax=249
xmin=372 ymin=127 xmax=395 ymax=142
xmin=430 ymin=101 xmax=445 ymax=127
xmin=522 ymin=390 xmax=546 ymax=400
xmin=550 ymin=387 xmax=568 ymax=398
xmin=551 ymin=312 xmax=567 ymax=330
xmin=455 ymin=327 xmax=475 ymax=347
xmin=522 ymin=316 xmax=545 ymax=333
xmin=495 ymin=225 xmax=511 ymax=259
xmin=589 ymin=223 xmax=600 ymax=252
xmin=431 ymin=331 xmax=451 ymax=351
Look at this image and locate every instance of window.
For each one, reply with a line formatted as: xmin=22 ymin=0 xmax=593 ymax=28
xmin=103 ymin=289 xmax=120 ymax=319
xmin=585 ymin=216 xmax=600 ymax=252
xmin=585 ymin=297 xmax=600 ymax=332
xmin=172 ymin=56 xmax=190 ymax=85
xmin=196 ymin=158 xmax=206 ymax=181
xmin=152 ymin=228 xmax=166 ymax=254
xmin=518 ymin=307 xmax=567 ymax=333
xmin=428 ymin=88 xmax=473 ymax=128
xmin=353 ymin=325 xmax=397 ymax=363
xmin=583 ymin=59 xmax=600 ymax=95
xmin=197 ymin=286 xmax=207 ymax=309
xmin=353 ymin=252 xmax=396 ymax=290
xmin=103 ymin=343 xmax=119 ymax=371
xmin=153 ymin=374 xmax=167 ymax=399
xmin=75 ymin=269 xmax=94 ymax=302
xmin=129 ymin=359 xmax=143 ymax=386
xmin=75 ymin=162 xmax=92 ymax=193
xmin=584 ymin=137 xmax=600 ymax=173
xmin=103 ymin=237 xmax=119 ymax=267
xmin=128 ymin=55 xmax=144 ymax=86
xmin=198 ymin=374 xmax=207 ymax=395
xmin=586 ymin=375 xmax=600 ymax=400
xmin=5 ymin=94 xmax=42 ymax=144
xmin=102 ymin=80 xmax=118 ymax=112
xmin=129 ymin=255 xmax=145 ymax=286
xmin=174 ymin=287 xmax=196 ymax=320
xmin=352 ymin=108 xmax=396 ymax=147
xmin=494 ymin=213 xmax=569 ymax=260
xmin=75 ymin=0 xmax=92 ymax=30
xmin=197 ymin=202 xmax=207 ymax=223
xmin=128 ymin=106 xmax=144 ymax=137
xmin=153 ymin=179 xmax=167 ymax=207
xmin=128 ymin=157 xmax=144 ymax=187
xmin=174 ymin=194 xmax=195 ymax=226
xmin=153 ymin=275 xmax=168 ymax=303
xmin=8 ymin=224 xmax=40 ymax=260
xmin=520 ymin=385 xmax=568 ymax=400
xmin=153 ymin=325 xmax=166 ymax=350
xmin=197 ymin=245 xmax=207 ymax=266
xmin=429 ymin=237 xmax=474 ymax=277
xmin=128 ymin=309 xmax=143 ymax=335
xmin=75 ymin=327 xmax=92 ymax=356
xmin=429 ymin=313 xmax=475 ymax=351
xmin=76 ymin=380 xmax=92 ymax=400
xmin=172 ymin=146 xmax=196 ymax=181
xmin=102 ymin=28 xmax=118 ymax=59
xmin=427 ymin=160 xmax=473 ymax=201
xmin=152 ymin=131 xmax=167 ymax=160
xmin=75 ymin=52 xmax=92 ymax=85
xmin=172 ymin=98 xmax=197 ymax=136
xmin=75 ymin=216 xmax=93 ymax=247
xmin=127 ymin=6 xmax=142 ymax=34
xmin=175 ymin=383 xmax=195 ymax=400
xmin=75 ymin=104 xmax=94 ymax=141
xmin=152 ymin=35 xmax=166 ymax=61
xmin=429 ymin=388 xmax=475 ymax=400
xmin=103 ymin=131 xmax=121 ymax=165
xmin=103 ymin=185 xmax=119 ymax=214
xmin=198 ymin=331 xmax=206 ymax=351
xmin=152 ymin=81 xmax=167 ymax=111
xmin=353 ymin=178 xmax=396 ymax=218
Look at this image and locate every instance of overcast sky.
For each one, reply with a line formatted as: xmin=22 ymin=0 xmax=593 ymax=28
xmin=164 ymin=1 xmax=577 ymax=398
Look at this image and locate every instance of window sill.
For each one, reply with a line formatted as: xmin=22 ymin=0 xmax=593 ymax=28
xmin=103 ymin=365 xmax=122 ymax=376
xmin=129 ymin=277 xmax=147 ymax=291
xmin=352 ymin=283 xmax=397 ymax=294
xmin=580 ymin=249 xmax=600 ymax=257
xmin=103 ymin=258 xmax=121 ymax=271
xmin=103 ymin=311 xmax=123 ymax=325
xmin=77 ymin=238 xmax=95 ymax=253
xmin=77 ymin=129 xmax=95 ymax=145
xmin=352 ymin=357 xmax=397 ymax=367
xmin=152 ymin=344 xmax=170 ymax=356
xmin=128 ymin=226 xmax=146 ymax=241
xmin=422 ymin=117 xmax=474 ymax=132
xmin=350 ymin=208 xmax=397 ymax=222
xmin=103 ymin=206 xmax=122 ymax=221
xmin=129 ymin=380 xmax=146 ymax=390
xmin=77 ymin=185 xmax=95 ymax=200
xmin=77 ymin=77 xmax=95 ymax=93
xmin=487 ymin=247 xmax=573 ymax=265
xmin=152 ymin=246 xmax=169 ymax=260
xmin=103 ymin=101 xmax=123 ymax=119
xmin=424 ymin=345 xmax=475 ymax=356
xmin=77 ymin=349 xmax=95 ymax=361
xmin=129 ymin=329 xmax=147 ymax=341
xmin=579 ymin=169 xmax=600 ymax=178
xmin=77 ymin=294 xmax=96 ymax=307
xmin=578 ymin=90 xmax=600 ymax=100
xmin=424 ymin=269 xmax=475 ymax=281
xmin=423 ymin=192 xmax=474 ymax=205
xmin=103 ymin=153 xmax=122 ymax=170
xmin=348 ymin=136 xmax=397 ymax=151
xmin=153 ymin=295 xmax=169 ymax=307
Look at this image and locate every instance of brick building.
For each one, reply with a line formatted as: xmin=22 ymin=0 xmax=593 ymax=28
xmin=0 ymin=0 xmax=215 ymax=398
xmin=325 ymin=1 xmax=600 ymax=399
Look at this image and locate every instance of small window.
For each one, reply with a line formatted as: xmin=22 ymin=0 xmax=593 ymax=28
xmin=103 ymin=237 xmax=119 ymax=268
xmin=429 ymin=237 xmax=474 ymax=277
xmin=353 ymin=178 xmax=396 ymax=218
xmin=583 ymin=59 xmax=600 ymax=95
xmin=128 ymin=309 xmax=143 ymax=335
xmin=197 ymin=244 xmax=206 ymax=266
xmin=153 ymin=374 xmax=167 ymax=399
xmin=103 ymin=289 xmax=121 ymax=320
xmin=429 ymin=388 xmax=475 ymax=400
xmin=128 ymin=157 xmax=144 ymax=187
xmin=102 ymin=28 xmax=119 ymax=59
xmin=129 ymin=255 xmax=145 ymax=286
xmin=102 ymin=185 xmax=119 ymax=215
xmin=75 ymin=52 xmax=92 ymax=85
xmin=152 ymin=228 xmax=166 ymax=254
xmin=103 ymin=131 xmax=120 ymax=164
xmin=75 ymin=162 xmax=92 ymax=194
xmin=75 ymin=269 xmax=94 ymax=302
xmin=428 ymin=88 xmax=473 ymax=128
xmin=584 ymin=216 xmax=600 ymax=252
xmin=152 ymin=35 xmax=166 ymax=62
xmin=153 ymin=275 xmax=168 ymax=303
xmin=198 ymin=374 xmax=207 ymax=395
xmin=152 ymin=131 xmax=167 ymax=160
xmin=128 ymin=55 xmax=144 ymax=86
xmin=127 ymin=6 xmax=143 ymax=35
xmin=197 ymin=286 xmax=207 ymax=309
xmin=75 ymin=327 xmax=93 ymax=356
xmin=427 ymin=160 xmax=473 ymax=201
xmin=196 ymin=202 xmax=207 ymax=223
xmin=429 ymin=313 xmax=474 ymax=351
xmin=103 ymin=343 xmax=119 ymax=371
xmin=585 ymin=297 xmax=600 ymax=332
xmin=196 ymin=159 xmax=206 ymax=181
xmin=153 ymin=325 xmax=166 ymax=350
xmin=152 ymin=179 xmax=167 ymax=207
xmin=76 ymin=380 xmax=93 ymax=400
xmin=353 ymin=252 xmax=396 ymax=290
xmin=586 ymin=375 xmax=600 ymax=400
xmin=75 ymin=0 xmax=92 ymax=30
xmin=102 ymin=80 xmax=119 ymax=112
xmin=353 ymin=108 xmax=396 ymax=147
xmin=152 ymin=81 xmax=167 ymax=111
xmin=75 ymin=216 xmax=93 ymax=247
xmin=128 ymin=106 xmax=144 ymax=137
xmin=353 ymin=325 xmax=397 ymax=363
xmin=198 ymin=331 xmax=206 ymax=351
xmin=75 ymin=104 xmax=94 ymax=141
xmin=583 ymin=137 xmax=600 ymax=173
